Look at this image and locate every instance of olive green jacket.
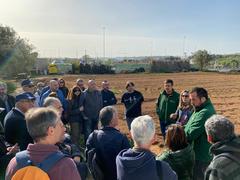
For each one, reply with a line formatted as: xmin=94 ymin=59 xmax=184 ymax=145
xmin=204 ymin=136 xmax=240 ymax=180
xmin=157 ymin=144 xmax=195 ymax=180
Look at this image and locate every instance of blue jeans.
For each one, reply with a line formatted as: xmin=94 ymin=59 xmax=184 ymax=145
xmin=160 ymin=121 xmax=172 ymax=140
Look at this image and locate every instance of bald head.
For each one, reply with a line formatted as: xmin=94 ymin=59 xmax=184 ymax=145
xmin=102 ymin=80 xmax=110 ymax=90
xmin=88 ymin=80 xmax=96 ymax=91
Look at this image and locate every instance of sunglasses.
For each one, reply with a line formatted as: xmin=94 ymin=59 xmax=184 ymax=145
xmin=73 ymin=89 xmax=81 ymax=92
xmin=182 ymin=95 xmax=189 ymax=97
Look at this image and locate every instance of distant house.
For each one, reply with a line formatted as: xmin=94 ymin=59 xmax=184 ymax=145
xmin=35 ymin=58 xmax=51 ymax=75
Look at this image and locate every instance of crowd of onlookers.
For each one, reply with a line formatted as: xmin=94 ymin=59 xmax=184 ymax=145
xmin=0 ymin=77 xmax=239 ymax=180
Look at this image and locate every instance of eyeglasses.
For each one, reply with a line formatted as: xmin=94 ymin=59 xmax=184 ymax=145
xmin=73 ymin=89 xmax=81 ymax=93
xmin=182 ymin=95 xmax=189 ymax=97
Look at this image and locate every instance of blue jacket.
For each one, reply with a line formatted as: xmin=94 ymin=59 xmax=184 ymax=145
xmin=86 ymin=127 xmax=130 ymax=180
xmin=116 ymin=148 xmax=177 ymax=180
xmin=40 ymin=89 xmax=67 ymax=110
xmin=101 ymin=89 xmax=117 ymax=107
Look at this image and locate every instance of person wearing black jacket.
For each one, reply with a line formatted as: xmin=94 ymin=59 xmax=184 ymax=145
xmin=0 ymin=122 xmax=19 ymax=176
xmin=121 ymin=81 xmax=144 ymax=130
xmin=0 ymin=82 xmax=15 ymax=126
xmin=4 ymin=92 xmax=35 ymax=150
xmin=86 ymin=106 xmax=130 ymax=180
xmin=67 ymin=86 xmax=84 ymax=146
xmin=57 ymin=133 xmax=88 ymax=180
xmin=101 ymin=80 xmax=117 ymax=107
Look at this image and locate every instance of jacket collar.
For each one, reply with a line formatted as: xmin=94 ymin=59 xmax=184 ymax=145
xmin=195 ymin=98 xmax=211 ymax=112
xmin=163 ymin=89 xmax=175 ymax=96
xmin=13 ymin=107 xmax=25 ymax=117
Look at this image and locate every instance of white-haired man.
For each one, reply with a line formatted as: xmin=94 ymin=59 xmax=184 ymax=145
xmin=116 ymin=115 xmax=177 ymax=180
xmin=204 ymin=115 xmax=240 ymax=180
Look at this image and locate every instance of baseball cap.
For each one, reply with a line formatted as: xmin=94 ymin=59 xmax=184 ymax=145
xmin=21 ymin=79 xmax=34 ymax=87
xmin=16 ymin=92 xmax=36 ymax=102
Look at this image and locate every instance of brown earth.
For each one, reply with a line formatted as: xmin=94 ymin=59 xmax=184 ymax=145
xmin=36 ymin=72 xmax=240 ymax=155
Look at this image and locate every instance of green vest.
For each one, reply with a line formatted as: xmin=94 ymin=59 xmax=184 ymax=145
xmin=156 ymin=90 xmax=179 ymax=123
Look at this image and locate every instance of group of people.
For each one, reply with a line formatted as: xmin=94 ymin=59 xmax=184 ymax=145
xmin=0 ymin=77 xmax=239 ymax=180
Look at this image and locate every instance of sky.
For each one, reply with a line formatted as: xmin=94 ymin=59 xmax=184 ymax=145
xmin=1 ymin=0 xmax=240 ymax=58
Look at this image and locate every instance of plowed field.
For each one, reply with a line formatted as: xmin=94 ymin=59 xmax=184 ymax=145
xmin=37 ymin=72 xmax=240 ymax=154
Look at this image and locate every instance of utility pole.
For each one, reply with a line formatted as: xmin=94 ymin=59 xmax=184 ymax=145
xmin=103 ymin=27 xmax=106 ymax=61
xmin=183 ymin=36 xmax=186 ymax=59
xmin=85 ymin=49 xmax=87 ymax=63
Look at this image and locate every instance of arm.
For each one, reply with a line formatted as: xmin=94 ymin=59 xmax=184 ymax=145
xmin=111 ymin=92 xmax=117 ymax=105
xmin=185 ymin=110 xmax=209 ymax=142
xmin=205 ymin=168 xmax=227 ymax=180
xmin=68 ymin=100 xmax=81 ymax=116
xmin=85 ymin=132 xmax=94 ymax=159
xmin=156 ymin=94 xmax=161 ymax=116
xmin=58 ymin=90 xmax=67 ymax=110
xmin=70 ymin=144 xmax=81 ymax=158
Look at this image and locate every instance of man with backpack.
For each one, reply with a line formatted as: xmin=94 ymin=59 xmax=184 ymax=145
xmin=86 ymin=106 xmax=130 ymax=180
xmin=116 ymin=115 xmax=177 ymax=180
xmin=204 ymin=115 xmax=240 ymax=180
xmin=5 ymin=107 xmax=81 ymax=180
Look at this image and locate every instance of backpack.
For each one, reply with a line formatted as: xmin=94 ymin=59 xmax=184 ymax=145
xmin=12 ymin=150 xmax=65 ymax=180
xmin=87 ymin=131 xmax=104 ymax=180
xmin=214 ymin=152 xmax=240 ymax=166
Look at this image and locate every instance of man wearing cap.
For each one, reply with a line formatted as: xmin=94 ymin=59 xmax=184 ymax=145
xmin=21 ymin=79 xmax=35 ymax=94
xmin=101 ymin=80 xmax=117 ymax=107
xmin=4 ymin=92 xmax=35 ymax=150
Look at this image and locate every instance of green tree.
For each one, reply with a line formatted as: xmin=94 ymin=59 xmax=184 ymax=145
xmin=192 ymin=50 xmax=211 ymax=71
xmin=0 ymin=25 xmax=38 ymax=77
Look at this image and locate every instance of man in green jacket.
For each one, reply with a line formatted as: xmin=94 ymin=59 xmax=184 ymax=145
xmin=184 ymin=87 xmax=216 ymax=180
xmin=156 ymin=79 xmax=179 ymax=139
xmin=204 ymin=115 xmax=240 ymax=180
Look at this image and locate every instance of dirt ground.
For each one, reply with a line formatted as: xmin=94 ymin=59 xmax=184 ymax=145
xmin=36 ymin=72 xmax=240 ymax=154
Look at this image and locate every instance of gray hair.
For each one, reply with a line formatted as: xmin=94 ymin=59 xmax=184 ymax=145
xmin=43 ymin=97 xmax=60 ymax=107
xmin=99 ymin=106 xmax=117 ymax=127
xmin=131 ymin=115 xmax=155 ymax=146
xmin=25 ymin=107 xmax=59 ymax=142
xmin=0 ymin=82 xmax=7 ymax=93
xmin=205 ymin=115 xmax=235 ymax=143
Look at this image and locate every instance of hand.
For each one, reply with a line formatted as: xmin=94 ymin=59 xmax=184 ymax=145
xmin=83 ymin=115 xmax=88 ymax=120
xmin=79 ymin=106 xmax=84 ymax=111
xmin=7 ymin=143 xmax=19 ymax=155
xmin=73 ymin=156 xmax=81 ymax=163
xmin=170 ymin=113 xmax=177 ymax=120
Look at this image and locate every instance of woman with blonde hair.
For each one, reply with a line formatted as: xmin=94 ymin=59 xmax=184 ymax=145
xmin=170 ymin=90 xmax=193 ymax=126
